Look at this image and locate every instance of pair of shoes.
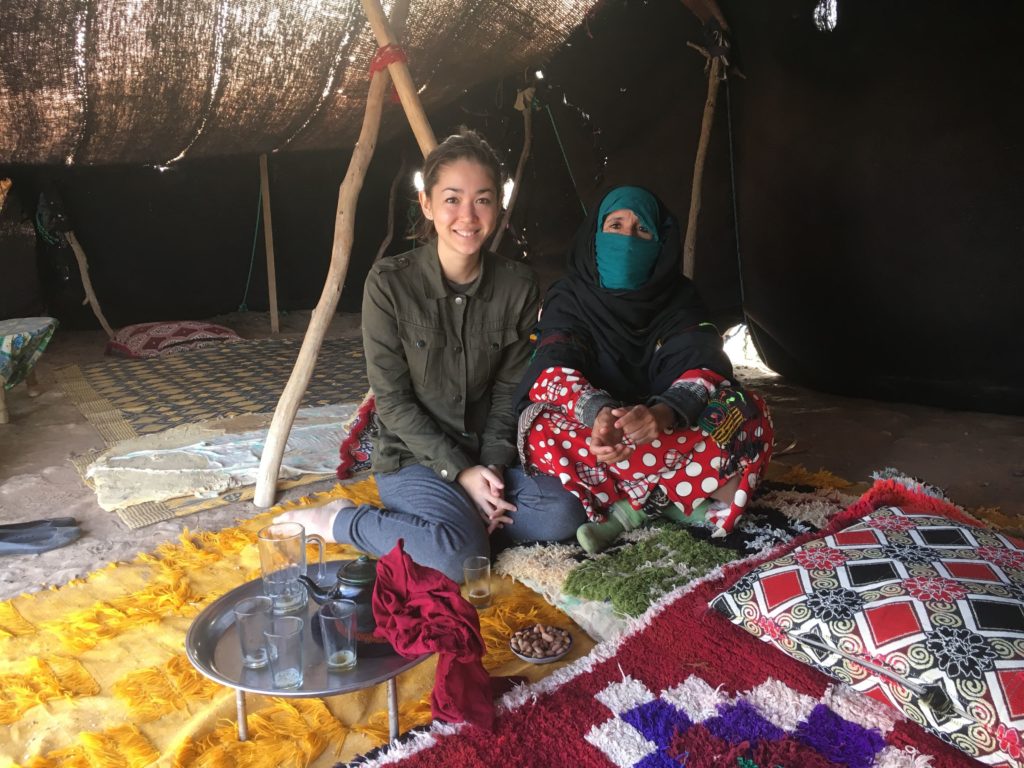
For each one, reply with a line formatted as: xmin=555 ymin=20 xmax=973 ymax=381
xmin=576 ymin=500 xmax=647 ymax=555
xmin=0 ymin=518 xmax=82 ymax=555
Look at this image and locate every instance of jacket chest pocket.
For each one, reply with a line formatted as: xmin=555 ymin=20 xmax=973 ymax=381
xmin=399 ymin=324 xmax=447 ymax=390
xmin=466 ymin=326 xmax=519 ymax=390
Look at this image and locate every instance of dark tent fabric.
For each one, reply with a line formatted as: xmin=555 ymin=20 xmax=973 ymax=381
xmin=0 ymin=0 xmax=596 ymax=165
xmin=1 ymin=0 xmax=1022 ymax=416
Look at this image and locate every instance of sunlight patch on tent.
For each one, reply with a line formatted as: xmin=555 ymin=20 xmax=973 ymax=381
xmin=724 ymin=324 xmax=776 ymax=376
xmin=502 ymin=179 xmax=515 ymax=208
xmin=167 ymin=0 xmax=231 ymax=164
xmin=66 ymin=11 xmax=88 ymax=165
xmin=280 ymin=26 xmax=356 ymax=150
xmin=814 ymin=0 xmax=838 ymax=32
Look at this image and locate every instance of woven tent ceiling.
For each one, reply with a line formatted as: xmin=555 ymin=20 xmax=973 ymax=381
xmin=1 ymin=0 xmax=597 ymax=166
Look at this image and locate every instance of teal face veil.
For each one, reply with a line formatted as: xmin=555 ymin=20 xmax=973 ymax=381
xmin=594 ymin=186 xmax=663 ymax=290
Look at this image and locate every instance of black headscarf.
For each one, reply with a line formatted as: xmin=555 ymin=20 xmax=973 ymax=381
xmin=518 ymin=186 xmax=732 ymax=405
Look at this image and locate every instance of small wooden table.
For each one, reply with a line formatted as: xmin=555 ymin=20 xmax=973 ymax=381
xmin=185 ymin=561 xmax=430 ymax=741
xmin=0 ymin=317 xmax=57 ymax=424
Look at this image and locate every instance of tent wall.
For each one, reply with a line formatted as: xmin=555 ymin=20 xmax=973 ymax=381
xmin=1 ymin=0 xmax=1021 ymax=414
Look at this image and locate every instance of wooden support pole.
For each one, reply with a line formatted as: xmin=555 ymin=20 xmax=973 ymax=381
xmin=254 ymin=73 xmax=390 ymax=507
xmin=254 ymin=0 xmax=416 ymax=508
xmin=374 ymin=155 xmax=407 ymax=263
xmin=65 ymin=231 xmax=115 ymax=338
xmin=259 ymin=153 xmax=280 ymax=334
xmin=360 ymin=0 xmax=437 ymax=156
xmin=491 ymin=87 xmax=535 ymax=254
xmin=680 ymin=0 xmax=729 ymax=31
xmin=682 ymin=54 xmax=723 ymax=280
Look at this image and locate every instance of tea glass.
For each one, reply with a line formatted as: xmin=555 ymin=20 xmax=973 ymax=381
xmin=319 ymin=599 xmax=358 ymax=671
xmin=265 ymin=615 xmax=304 ymax=689
xmin=257 ymin=522 xmax=325 ymax=614
xmin=463 ymin=555 xmax=491 ymax=609
xmin=233 ymin=595 xmax=272 ymax=669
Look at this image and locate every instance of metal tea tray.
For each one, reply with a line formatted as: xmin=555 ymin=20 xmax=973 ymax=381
xmin=185 ymin=560 xmax=429 ymax=740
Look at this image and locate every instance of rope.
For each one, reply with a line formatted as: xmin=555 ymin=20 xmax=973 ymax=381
xmin=34 ymin=209 xmax=63 ymax=246
xmin=543 ymin=101 xmax=586 ymax=215
xmin=239 ymin=178 xmax=262 ymax=312
xmin=724 ymin=73 xmax=748 ymax=319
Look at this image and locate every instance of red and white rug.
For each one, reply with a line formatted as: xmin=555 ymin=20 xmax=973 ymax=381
xmin=350 ymin=480 xmax=982 ymax=768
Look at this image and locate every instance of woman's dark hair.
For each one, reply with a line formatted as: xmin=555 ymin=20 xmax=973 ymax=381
xmin=413 ymin=128 xmax=504 ymax=241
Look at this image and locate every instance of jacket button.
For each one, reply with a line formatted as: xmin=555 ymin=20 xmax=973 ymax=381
xmin=452 ymin=394 xmax=463 ymax=403
xmin=441 ymin=469 xmax=449 ymax=479
xmin=454 ymin=296 xmax=465 ymax=305
xmin=415 ymin=339 xmax=426 ymax=348
xmin=454 ymin=345 xmax=463 ymax=354
xmin=490 ymin=342 xmax=500 ymax=350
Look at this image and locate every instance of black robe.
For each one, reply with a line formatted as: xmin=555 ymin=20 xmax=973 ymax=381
xmin=515 ymin=187 xmax=732 ymax=411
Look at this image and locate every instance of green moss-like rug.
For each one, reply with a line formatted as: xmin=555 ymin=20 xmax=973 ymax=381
xmin=497 ymin=474 xmax=860 ymax=640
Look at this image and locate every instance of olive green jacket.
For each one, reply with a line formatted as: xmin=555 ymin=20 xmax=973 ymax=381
xmin=362 ymin=241 xmax=541 ymax=482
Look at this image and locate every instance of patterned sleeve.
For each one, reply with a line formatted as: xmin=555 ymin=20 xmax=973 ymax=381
xmin=648 ymin=368 xmax=729 ymax=429
xmin=527 ymin=366 xmax=621 ymax=427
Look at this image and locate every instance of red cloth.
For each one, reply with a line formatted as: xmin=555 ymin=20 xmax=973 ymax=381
xmin=372 ymin=540 xmax=495 ymax=730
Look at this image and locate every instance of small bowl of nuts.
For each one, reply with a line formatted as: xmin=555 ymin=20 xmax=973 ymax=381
xmin=510 ymin=623 xmax=573 ymax=664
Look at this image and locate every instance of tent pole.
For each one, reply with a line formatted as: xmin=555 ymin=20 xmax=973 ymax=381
xmin=374 ymin=153 xmax=407 ymax=263
xmin=259 ymin=153 xmax=280 ymax=334
xmin=491 ymin=86 xmax=535 ymax=253
xmin=679 ymin=0 xmax=731 ymax=279
xmin=361 ymin=0 xmax=437 ymax=156
xmin=64 ymin=231 xmax=115 ymax=338
xmin=253 ymin=0 xmax=417 ymax=508
xmin=682 ymin=54 xmax=723 ymax=279
xmin=253 ymin=69 xmax=391 ymax=508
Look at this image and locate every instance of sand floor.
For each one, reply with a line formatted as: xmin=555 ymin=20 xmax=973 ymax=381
xmin=1 ymin=311 xmax=1022 ymax=601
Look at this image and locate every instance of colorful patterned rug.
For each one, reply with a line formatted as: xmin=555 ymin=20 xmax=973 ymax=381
xmin=496 ymin=464 xmax=861 ymax=641
xmin=54 ymin=337 xmax=369 ymax=527
xmin=0 ymin=479 xmax=592 ymax=768
xmin=348 ymin=480 xmax=982 ymax=768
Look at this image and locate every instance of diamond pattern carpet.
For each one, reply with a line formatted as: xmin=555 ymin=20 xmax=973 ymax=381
xmin=55 ymin=337 xmax=368 ymax=443
xmin=54 ymin=337 xmax=368 ymax=527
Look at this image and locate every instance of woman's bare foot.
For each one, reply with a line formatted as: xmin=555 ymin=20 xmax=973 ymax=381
xmin=272 ymin=498 xmax=355 ymax=540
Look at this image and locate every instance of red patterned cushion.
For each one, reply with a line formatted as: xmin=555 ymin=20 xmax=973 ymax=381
xmin=712 ymin=505 xmax=1024 ymax=766
xmin=105 ymin=321 xmax=241 ymax=359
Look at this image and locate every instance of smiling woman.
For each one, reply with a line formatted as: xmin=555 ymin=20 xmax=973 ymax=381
xmin=275 ymin=130 xmax=586 ymax=582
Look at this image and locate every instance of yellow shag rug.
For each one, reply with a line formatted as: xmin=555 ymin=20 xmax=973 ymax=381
xmin=0 ymin=478 xmax=593 ymax=768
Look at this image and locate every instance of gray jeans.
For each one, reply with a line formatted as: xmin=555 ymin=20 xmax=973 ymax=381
xmin=332 ymin=464 xmax=586 ymax=582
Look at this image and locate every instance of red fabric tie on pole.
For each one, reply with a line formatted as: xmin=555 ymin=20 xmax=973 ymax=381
xmin=369 ymin=43 xmax=407 ymax=75
xmin=372 ymin=540 xmax=497 ymax=730
xmin=369 ymin=44 xmax=407 ymax=103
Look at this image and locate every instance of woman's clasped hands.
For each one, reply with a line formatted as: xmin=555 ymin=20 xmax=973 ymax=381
xmin=589 ymin=403 xmax=675 ymax=463
xmin=458 ymin=464 xmax=516 ymax=533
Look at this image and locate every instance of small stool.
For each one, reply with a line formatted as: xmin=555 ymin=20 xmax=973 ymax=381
xmin=0 ymin=317 xmax=58 ymax=424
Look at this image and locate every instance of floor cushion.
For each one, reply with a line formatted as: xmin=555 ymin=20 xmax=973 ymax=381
xmin=711 ymin=503 xmax=1024 ymax=767
xmin=105 ymin=321 xmax=241 ymax=359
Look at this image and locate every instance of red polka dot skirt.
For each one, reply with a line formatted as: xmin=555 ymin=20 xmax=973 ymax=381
xmin=522 ymin=367 xmax=774 ymax=534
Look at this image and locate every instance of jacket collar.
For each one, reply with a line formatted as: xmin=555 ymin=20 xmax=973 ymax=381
xmin=421 ymin=239 xmax=495 ymax=301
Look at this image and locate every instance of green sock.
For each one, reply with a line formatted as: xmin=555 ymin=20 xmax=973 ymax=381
xmin=577 ymin=517 xmax=625 ymax=554
xmin=610 ymin=499 xmax=647 ymax=530
xmin=577 ymin=500 xmax=647 ymax=555
xmin=659 ymin=499 xmax=712 ymax=525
